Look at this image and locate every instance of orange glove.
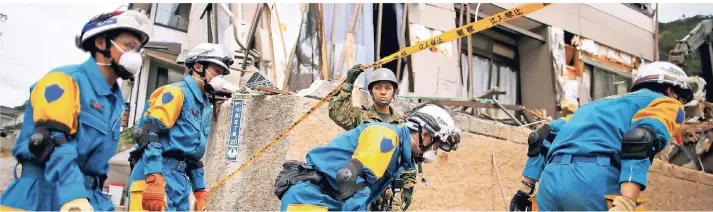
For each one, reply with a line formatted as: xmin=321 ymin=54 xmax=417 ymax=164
xmin=193 ymin=190 xmax=208 ymax=211
xmin=142 ymin=173 xmax=166 ymax=211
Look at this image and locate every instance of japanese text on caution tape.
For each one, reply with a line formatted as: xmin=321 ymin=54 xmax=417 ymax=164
xmin=206 ymin=3 xmax=552 ymax=196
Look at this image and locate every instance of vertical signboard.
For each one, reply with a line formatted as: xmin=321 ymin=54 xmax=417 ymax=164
xmin=227 ymin=99 xmax=244 ymax=161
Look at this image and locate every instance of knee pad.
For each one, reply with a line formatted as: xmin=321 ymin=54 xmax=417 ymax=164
xmin=621 ymin=127 xmax=656 ymax=160
xmin=335 ymin=159 xmax=366 ymax=201
xmin=527 ymin=125 xmax=551 ymax=157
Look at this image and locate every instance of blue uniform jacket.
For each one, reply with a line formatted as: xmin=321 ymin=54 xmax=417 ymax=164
xmin=306 ymin=122 xmax=415 ymax=209
xmin=137 ymin=75 xmax=212 ymax=190
xmin=9 ymin=57 xmax=125 ymax=206
xmin=524 ymin=89 xmax=684 ymax=190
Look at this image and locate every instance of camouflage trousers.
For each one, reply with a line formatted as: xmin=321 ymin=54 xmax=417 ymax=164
xmin=369 ymin=169 xmax=417 ymax=211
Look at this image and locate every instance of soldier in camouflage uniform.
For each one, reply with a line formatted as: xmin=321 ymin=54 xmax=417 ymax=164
xmin=328 ymin=64 xmax=417 ymax=211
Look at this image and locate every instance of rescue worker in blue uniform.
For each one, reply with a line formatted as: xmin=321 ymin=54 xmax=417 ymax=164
xmin=273 ymin=104 xmax=462 ymax=211
xmin=126 ymin=43 xmax=234 ymax=211
xmin=0 ymin=9 xmax=152 ymax=211
xmin=509 ymin=61 xmax=694 ymax=211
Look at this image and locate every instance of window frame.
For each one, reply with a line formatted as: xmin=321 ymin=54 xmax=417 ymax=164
xmin=153 ymin=3 xmax=191 ymax=32
xmin=586 ymin=62 xmax=633 ymax=100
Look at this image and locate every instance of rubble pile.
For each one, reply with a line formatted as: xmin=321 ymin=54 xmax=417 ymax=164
xmin=657 ymin=101 xmax=713 ymax=173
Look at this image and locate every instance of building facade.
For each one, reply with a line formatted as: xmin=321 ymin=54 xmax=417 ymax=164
xmin=121 ymin=3 xmax=658 ymax=124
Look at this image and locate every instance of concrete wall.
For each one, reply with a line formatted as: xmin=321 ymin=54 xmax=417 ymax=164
xmin=203 ymin=94 xmax=713 ymax=210
xmin=494 ymin=3 xmax=656 ymax=61
xmin=518 ymin=26 xmax=558 ymax=117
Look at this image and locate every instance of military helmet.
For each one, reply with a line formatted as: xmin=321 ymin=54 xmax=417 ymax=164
xmin=368 ymin=68 xmax=398 ymax=90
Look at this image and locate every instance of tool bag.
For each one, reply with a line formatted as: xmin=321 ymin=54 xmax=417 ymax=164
xmin=274 ymin=160 xmax=324 ymax=200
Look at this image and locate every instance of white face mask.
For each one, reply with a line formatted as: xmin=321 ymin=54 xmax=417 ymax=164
xmin=206 ymin=71 xmax=226 ymax=91
xmin=97 ymin=40 xmax=143 ymax=77
xmin=422 ymin=150 xmax=437 ymax=163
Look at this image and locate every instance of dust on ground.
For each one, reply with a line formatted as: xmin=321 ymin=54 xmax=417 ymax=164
xmin=0 ymin=149 xmax=11 ymax=158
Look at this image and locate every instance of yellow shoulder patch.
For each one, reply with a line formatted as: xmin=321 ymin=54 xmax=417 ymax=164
xmin=353 ymin=125 xmax=399 ymax=180
xmin=632 ymin=97 xmax=683 ymax=137
xmin=30 ymin=72 xmax=80 ymax=134
xmin=144 ymin=85 xmax=185 ymax=128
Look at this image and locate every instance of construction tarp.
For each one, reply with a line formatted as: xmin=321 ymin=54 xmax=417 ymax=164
xmin=322 ymin=3 xmax=375 ymax=88
xmin=285 ymin=4 xmax=324 ymax=91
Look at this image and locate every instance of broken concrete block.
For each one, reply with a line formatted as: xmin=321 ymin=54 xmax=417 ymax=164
xmin=204 ymin=95 xmax=300 ymax=211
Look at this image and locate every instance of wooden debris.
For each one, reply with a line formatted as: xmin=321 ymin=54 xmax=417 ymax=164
xmin=256 ymin=86 xmax=293 ymax=95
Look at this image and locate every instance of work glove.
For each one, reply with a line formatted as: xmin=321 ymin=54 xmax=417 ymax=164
xmin=60 ymin=198 xmax=93 ymax=212
xmin=608 ymin=195 xmax=636 ymax=211
xmin=346 ymin=64 xmax=364 ymax=85
xmin=142 ymin=173 xmax=167 ymax=211
xmin=193 ymin=190 xmax=208 ymax=211
xmin=401 ymin=187 xmax=413 ymax=211
xmin=509 ymin=181 xmax=535 ymax=211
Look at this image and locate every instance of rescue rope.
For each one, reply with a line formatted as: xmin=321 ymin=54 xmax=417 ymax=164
xmin=206 ymin=3 xmax=553 ymax=197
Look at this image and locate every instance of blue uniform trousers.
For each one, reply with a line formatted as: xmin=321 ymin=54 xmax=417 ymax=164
xmin=127 ymin=157 xmax=193 ymax=211
xmin=0 ymin=162 xmax=114 ymax=211
xmin=280 ymin=181 xmax=372 ymax=211
xmin=536 ymin=154 xmax=620 ymax=211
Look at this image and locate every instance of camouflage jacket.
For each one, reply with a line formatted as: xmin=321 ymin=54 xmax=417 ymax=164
xmin=328 ymin=82 xmax=405 ymax=130
xmin=328 ymin=82 xmax=417 ymax=211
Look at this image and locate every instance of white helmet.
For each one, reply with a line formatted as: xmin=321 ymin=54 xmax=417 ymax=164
xmin=184 ymin=43 xmax=234 ymax=75
xmin=632 ymin=61 xmax=693 ymax=103
xmin=406 ymin=104 xmax=461 ymax=152
xmin=76 ymin=9 xmax=153 ymax=51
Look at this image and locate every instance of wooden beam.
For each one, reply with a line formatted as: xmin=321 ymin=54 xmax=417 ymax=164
xmin=581 ymin=51 xmax=635 ymax=72
xmin=329 ymin=4 xmax=338 ymax=79
xmin=396 ymin=3 xmax=408 ymax=82
xmin=466 ymin=4 xmax=474 ymax=99
xmin=376 ymin=3 xmax=384 ymax=62
xmin=317 ymin=4 xmax=330 ymax=80
xmin=256 ymin=85 xmax=293 ymax=95
xmin=273 ymin=3 xmax=288 ymax=59
xmin=457 ymin=3 xmax=465 ymax=96
xmin=334 ymin=4 xmax=362 ymax=80
xmin=430 ymin=99 xmax=525 ymax=111
xmin=265 ymin=4 xmax=278 ymax=85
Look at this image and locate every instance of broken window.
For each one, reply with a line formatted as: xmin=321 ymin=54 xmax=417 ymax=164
xmin=622 ymin=3 xmax=654 ymax=17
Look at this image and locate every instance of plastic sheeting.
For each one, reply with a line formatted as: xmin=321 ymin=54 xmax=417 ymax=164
xmin=322 ymin=3 xmax=375 ymax=88
xmin=284 ymin=4 xmax=323 ymax=91
xmin=267 ymin=3 xmax=304 ymax=90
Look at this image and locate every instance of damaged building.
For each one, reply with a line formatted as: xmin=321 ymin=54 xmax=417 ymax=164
xmin=95 ymin=3 xmax=713 ymax=210
xmin=120 ymin=3 xmax=669 ymax=126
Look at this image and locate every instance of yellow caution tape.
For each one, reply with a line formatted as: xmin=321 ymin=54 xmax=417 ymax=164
xmin=362 ymin=3 xmax=552 ymax=70
xmin=206 ymin=3 xmax=552 ymax=197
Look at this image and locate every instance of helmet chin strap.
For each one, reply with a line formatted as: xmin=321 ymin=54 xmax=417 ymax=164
xmin=98 ymin=40 xmax=133 ymax=80
xmin=413 ymin=125 xmax=431 ymax=186
xmin=193 ymin=66 xmax=219 ymax=120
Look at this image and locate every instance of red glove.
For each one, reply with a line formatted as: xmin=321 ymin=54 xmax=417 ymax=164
xmin=194 ymin=190 xmax=208 ymax=211
xmin=142 ymin=173 xmax=166 ymax=211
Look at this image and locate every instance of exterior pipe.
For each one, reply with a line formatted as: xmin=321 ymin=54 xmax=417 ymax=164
xmin=243 ymin=4 xmax=264 ymax=70
xmin=217 ymin=3 xmax=261 ymax=60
